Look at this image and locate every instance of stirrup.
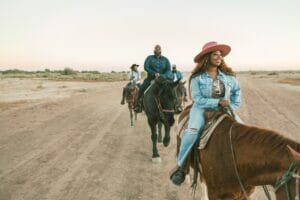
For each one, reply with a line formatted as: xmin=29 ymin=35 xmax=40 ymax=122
xmin=170 ymin=166 xmax=185 ymax=186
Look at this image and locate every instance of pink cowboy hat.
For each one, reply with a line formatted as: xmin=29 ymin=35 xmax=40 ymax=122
xmin=194 ymin=41 xmax=231 ymax=63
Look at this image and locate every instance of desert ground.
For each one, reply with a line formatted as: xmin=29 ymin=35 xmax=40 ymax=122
xmin=0 ymin=72 xmax=300 ymax=200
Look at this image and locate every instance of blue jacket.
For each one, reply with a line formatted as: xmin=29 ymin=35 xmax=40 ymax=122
xmin=191 ymin=69 xmax=241 ymax=110
xmin=172 ymin=70 xmax=183 ymax=82
xmin=144 ymin=55 xmax=172 ymax=80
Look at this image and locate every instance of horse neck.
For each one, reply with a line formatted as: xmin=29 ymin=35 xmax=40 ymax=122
xmin=146 ymin=83 xmax=160 ymax=98
xmin=232 ymin=122 xmax=299 ymax=186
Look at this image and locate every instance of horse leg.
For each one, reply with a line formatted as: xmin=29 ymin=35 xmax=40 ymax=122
xmin=163 ymin=124 xmax=171 ymax=147
xmin=157 ymin=121 xmax=163 ymax=143
xmin=148 ymin=119 xmax=161 ymax=163
xmin=129 ymin=105 xmax=134 ymax=126
xmin=134 ymin=110 xmax=137 ymax=121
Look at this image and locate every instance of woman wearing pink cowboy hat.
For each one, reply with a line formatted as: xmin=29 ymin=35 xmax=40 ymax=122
xmin=170 ymin=41 xmax=243 ymax=185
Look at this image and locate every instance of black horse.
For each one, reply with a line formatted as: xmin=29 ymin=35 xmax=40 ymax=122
xmin=143 ymin=75 xmax=179 ymax=163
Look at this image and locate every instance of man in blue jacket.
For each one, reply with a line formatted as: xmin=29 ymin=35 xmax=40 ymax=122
xmin=172 ymin=64 xmax=188 ymax=102
xmin=171 ymin=64 xmax=183 ymax=82
xmin=134 ymin=44 xmax=172 ymax=112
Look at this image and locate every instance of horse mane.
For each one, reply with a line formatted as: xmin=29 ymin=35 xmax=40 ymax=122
xmin=234 ymin=122 xmax=300 ymax=155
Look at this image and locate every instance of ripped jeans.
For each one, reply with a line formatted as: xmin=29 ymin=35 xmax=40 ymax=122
xmin=177 ymin=104 xmax=243 ymax=167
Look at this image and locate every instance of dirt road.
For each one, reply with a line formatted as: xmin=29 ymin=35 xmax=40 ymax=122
xmin=0 ymin=73 xmax=299 ymax=200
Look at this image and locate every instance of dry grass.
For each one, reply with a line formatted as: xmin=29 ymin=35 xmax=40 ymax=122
xmin=0 ymin=68 xmax=147 ymax=82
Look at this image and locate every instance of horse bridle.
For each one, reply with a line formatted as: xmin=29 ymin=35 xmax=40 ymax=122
xmin=274 ymin=162 xmax=300 ymax=200
xmin=154 ymin=91 xmax=174 ymax=123
xmin=229 ymin=121 xmax=300 ymax=200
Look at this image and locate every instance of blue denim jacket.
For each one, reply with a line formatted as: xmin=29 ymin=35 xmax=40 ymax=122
xmin=144 ymin=55 xmax=172 ymax=79
xmin=171 ymin=71 xmax=183 ymax=82
xmin=191 ymin=69 xmax=241 ymax=110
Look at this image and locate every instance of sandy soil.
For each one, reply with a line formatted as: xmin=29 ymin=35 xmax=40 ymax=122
xmin=0 ymin=73 xmax=299 ymax=200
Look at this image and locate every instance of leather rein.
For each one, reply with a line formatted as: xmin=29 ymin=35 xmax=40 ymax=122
xmin=154 ymin=91 xmax=174 ymax=123
xmin=228 ymin=119 xmax=300 ymax=200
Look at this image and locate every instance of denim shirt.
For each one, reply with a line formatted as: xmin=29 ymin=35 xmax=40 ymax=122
xmin=144 ymin=55 xmax=171 ymax=79
xmin=127 ymin=71 xmax=141 ymax=84
xmin=191 ymin=69 xmax=241 ymax=110
xmin=172 ymin=70 xmax=183 ymax=82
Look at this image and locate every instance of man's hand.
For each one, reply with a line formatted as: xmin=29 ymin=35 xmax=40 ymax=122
xmin=218 ymin=100 xmax=230 ymax=107
xmin=154 ymin=73 xmax=160 ymax=79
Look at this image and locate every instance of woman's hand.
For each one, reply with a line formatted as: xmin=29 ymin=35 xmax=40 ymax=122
xmin=218 ymin=100 xmax=230 ymax=107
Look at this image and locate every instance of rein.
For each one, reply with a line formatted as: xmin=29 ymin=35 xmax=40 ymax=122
xmin=154 ymin=94 xmax=174 ymax=123
xmin=274 ymin=162 xmax=299 ymax=200
xmin=229 ymin=121 xmax=300 ymax=200
xmin=229 ymin=122 xmax=251 ymax=200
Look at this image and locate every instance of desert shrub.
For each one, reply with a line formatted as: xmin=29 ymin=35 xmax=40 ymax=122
xmin=2 ymin=69 xmax=28 ymax=74
xmin=61 ymin=67 xmax=77 ymax=75
xmin=268 ymin=72 xmax=278 ymax=76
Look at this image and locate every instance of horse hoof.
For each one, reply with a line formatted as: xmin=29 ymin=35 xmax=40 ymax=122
xmin=163 ymin=138 xmax=170 ymax=147
xmin=152 ymin=157 xmax=162 ymax=163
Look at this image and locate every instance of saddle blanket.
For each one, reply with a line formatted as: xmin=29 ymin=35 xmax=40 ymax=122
xmin=198 ymin=113 xmax=227 ymax=149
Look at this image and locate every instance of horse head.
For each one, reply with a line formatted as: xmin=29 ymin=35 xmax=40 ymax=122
xmin=155 ymin=75 xmax=179 ymax=126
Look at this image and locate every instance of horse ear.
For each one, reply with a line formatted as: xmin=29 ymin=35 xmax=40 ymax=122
xmin=287 ymin=145 xmax=300 ymax=167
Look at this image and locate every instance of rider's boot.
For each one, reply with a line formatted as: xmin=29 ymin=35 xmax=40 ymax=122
xmin=120 ymin=88 xmax=126 ymax=105
xmin=134 ymin=90 xmax=143 ymax=113
xmin=170 ymin=129 xmax=198 ymax=185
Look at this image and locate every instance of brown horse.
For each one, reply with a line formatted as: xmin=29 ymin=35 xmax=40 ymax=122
xmin=178 ymin=109 xmax=300 ymax=200
xmin=125 ymin=81 xmax=139 ymax=126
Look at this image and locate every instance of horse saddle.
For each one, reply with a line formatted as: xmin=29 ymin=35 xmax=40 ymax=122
xmin=178 ymin=106 xmax=233 ymax=150
xmin=198 ymin=111 xmax=228 ymax=149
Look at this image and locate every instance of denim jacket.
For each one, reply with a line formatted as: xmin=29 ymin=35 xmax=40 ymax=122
xmin=128 ymin=71 xmax=141 ymax=84
xmin=191 ymin=69 xmax=241 ymax=110
xmin=172 ymin=70 xmax=183 ymax=82
xmin=144 ymin=55 xmax=171 ymax=79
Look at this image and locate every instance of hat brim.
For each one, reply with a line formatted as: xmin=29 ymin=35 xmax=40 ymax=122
xmin=130 ymin=64 xmax=139 ymax=69
xmin=194 ymin=44 xmax=231 ymax=63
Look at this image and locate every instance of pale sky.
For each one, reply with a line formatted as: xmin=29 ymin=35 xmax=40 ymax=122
xmin=0 ymin=0 xmax=300 ymax=72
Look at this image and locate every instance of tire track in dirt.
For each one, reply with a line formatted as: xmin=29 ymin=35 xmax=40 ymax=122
xmin=5 ymin=107 xmax=114 ymax=200
xmin=239 ymin=76 xmax=300 ymax=140
xmin=43 ymin=108 xmax=124 ymax=200
xmin=0 ymin=84 xmax=126 ymax=200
